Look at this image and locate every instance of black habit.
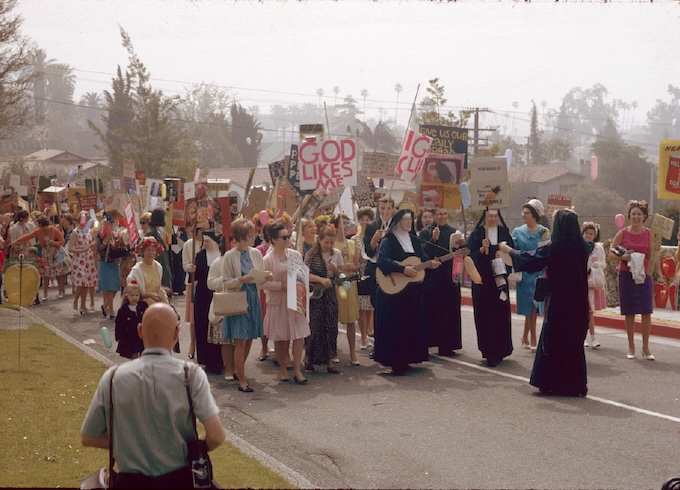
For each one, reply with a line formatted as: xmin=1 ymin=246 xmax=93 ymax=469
xmin=194 ymin=248 xmax=224 ymax=373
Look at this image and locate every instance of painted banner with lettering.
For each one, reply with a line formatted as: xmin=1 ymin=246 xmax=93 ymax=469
xmin=658 ymin=140 xmax=680 ymax=200
xmin=396 ymin=129 xmax=433 ymax=183
xmin=299 ymin=139 xmax=357 ymax=190
xmin=419 ymin=125 xmax=469 ymax=169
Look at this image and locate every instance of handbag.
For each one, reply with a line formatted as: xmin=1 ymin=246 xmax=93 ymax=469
xmin=81 ymin=367 xmax=118 ymax=489
xmin=588 ymin=266 xmax=606 ymax=289
xmin=212 ymin=284 xmax=248 ymax=317
xmin=184 ymin=363 xmax=220 ymax=489
xmin=534 ymin=276 xmax=548 ymax=302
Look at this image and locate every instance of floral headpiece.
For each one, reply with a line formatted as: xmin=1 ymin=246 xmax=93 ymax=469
xmin=135 ymin=236 xmax=164 ymax=255
xmin=628 ymin=199 xmax=649 ymax=211
xmin=582 ymin=221 xmax=600 ymax=231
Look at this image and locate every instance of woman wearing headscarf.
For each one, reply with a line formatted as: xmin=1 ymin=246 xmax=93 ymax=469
xmin=511 ymin=199 xmax=550 ymax=351
xmin=500 ymin=209 xmax=592 ymax=396
xmin=375 ymin=209 xmax=441 ymax=376
xmin=466 ymin=209 xmax=514 ymax=367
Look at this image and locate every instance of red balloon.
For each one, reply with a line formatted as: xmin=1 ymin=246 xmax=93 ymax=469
xmin=660 ymin=256 xmax=676 ymax=280
xmin=654 ymin=281 xmax=669 ymax=309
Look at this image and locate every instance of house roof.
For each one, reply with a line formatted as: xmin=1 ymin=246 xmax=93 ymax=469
xmin=23 ymin=149 xmax=90 ymax=162
xmin=0 ymin=160 xmax=104 ymax=179
xmin=508 ymin=164 xmax=584 ymax=184
xmin=204 ymin=166 xmax=272 ymax=188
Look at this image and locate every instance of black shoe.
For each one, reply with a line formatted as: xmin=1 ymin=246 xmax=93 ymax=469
xmin=369 ymin=350 xmax=375 ymax=359
xmin=237 ymin=384 xmax=253 ymax=393
xmin=486 ymin=358 xmax=500 ymax=367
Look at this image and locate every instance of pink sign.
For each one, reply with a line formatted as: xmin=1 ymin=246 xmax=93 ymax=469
xmin=124 ymin=198 xmax=139 ymax=247
xmin=396 ymin=129 xmax=433 ymax=182
xmin=299 ymin=139 xmax=357 ymax=190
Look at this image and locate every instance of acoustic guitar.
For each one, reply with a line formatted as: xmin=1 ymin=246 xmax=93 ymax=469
xmin=310 ymin=274 xmax=365 ymax=300
xmin=376 ymin=248 xmax=470 ymax=295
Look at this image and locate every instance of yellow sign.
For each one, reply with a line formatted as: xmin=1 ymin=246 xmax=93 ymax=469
xmin=658 ymin=140 xmax=680 ymax=200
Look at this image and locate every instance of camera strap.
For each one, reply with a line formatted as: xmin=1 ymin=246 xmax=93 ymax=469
xmin=183 ymin=362 xmax=199 ymax=440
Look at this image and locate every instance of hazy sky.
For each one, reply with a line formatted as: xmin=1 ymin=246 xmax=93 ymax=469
xmin=15 ymin=0 xmax=680 ymax=138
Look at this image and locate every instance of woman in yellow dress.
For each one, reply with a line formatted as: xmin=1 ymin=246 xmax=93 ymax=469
xmin=332 ymin=213 xmax=360 ymax=366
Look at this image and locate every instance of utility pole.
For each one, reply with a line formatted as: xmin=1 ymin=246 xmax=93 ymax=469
xmin=466 ymin=107 xmax=497 ymax=156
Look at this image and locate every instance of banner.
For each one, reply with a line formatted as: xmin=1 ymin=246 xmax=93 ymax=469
xmin=353 ymin=171 xmax=376 ymax=208
xmin=286 ymin=250 xmax=310 ymax=321
xmin=268 ymin=159 xmax=286 ymax=184
xmin=658 ymin=140 xmax=680 ymax=200
xmin=299 ymin=139 xmax=357 ymax=190
xmin=361 ymin=152 xmax=400 ymax=180
xmin=124 ymin=197 xmax=140 ymax=247
xmin=396 ymin=129 xmax=433 ymax=183
xmin=419 ymin=125 xmax=469 ymax=168
xmin=546 ymin=194 xmax=572 ymax=215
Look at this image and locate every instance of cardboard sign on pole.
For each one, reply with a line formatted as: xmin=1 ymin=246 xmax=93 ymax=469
xmin=124 ymin=197 xmax=140 ymax=246
xmin=658 ymin=141 xmax=680 ymax=200
xmin=418 ymin=153 xmax=464 ymax=209
xmin=396 ymin=129 xmax=433 ymax=183
xmin=546 ymin=194 xmax=572 ymax=215
xmin=286 ymin=251 xmax=310 ymax=321
xmin=361 ymin=152 xmax=400 ymax=180
xmin=419 ymin=125 xmax=469 ymax=169
xmin=299 ymin=139 xmax=357 ymax=190
xmin=468 ymin=157 xmax=509 ymax=211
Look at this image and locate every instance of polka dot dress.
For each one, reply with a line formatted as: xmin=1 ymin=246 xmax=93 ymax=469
xmin=72 ymin=229 xmax=99 ymax=288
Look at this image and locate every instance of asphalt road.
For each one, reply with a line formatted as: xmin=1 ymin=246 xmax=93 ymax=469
xmin=15 ymin=290 xmax=680 ymax=490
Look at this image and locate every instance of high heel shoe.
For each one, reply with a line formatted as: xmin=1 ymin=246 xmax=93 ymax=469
xmin=626 ymin=352 xmax=635 ymax=359
xmin=521 ymin=339 xmax=530 ymax=349
xmin=641 ymin=351 xmax=655 ymax=360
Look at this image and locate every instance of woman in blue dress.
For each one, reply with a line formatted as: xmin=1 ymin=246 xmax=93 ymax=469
xmin=511 ymin=199 xmax=550 ymax=351
xmin=220 ymin=218 xmax=271 ymax=393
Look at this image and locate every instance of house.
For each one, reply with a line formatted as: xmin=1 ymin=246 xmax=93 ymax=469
xmin=508 ymin=164 xmax=585 ymax=212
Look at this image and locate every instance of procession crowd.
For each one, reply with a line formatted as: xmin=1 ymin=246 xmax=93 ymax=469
xmin=0 ymin=197 xmax=666 ymax=396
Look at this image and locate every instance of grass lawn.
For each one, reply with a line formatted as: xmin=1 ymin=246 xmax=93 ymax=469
xmin=0 ymin=323 xmax=294 ymax=488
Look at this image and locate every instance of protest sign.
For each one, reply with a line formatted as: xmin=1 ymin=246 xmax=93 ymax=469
xmin=468 ymin=157 xmax=509 ymax=211
xmin=268 ymin=159 xmax=286 ymax=184
xmin=124 ymin=197 xmax=139 ymax=246
xmin=299 ymin=139 xmax=357 ymax=190
xmin=658 ymin=141 xmax=680 ymax=200
xmin=418 ymin=154 xmax=463 ymax=209
xmin=67 ymin=188 xmax=86 ymax=206
xmin=242 ymin=187 xmax=269 ymax=221
xmin=287 ymin=250 xmax=310 ymax=321
xmin=299 ymin=123 xmax=324 ymax=142
xmin=77 ymin=194 xmax=98 ymax=213
xmin=647 ymin=213 xmax=675 ymax=241
xmin=353 ymin=171 xmax=376 ymax=208
xmin=361 ymin=152 xmax=400 ymax=180
xmin=172 ymin=196 xmax=186 ymax=227
xmin=288 ymin=144 xmax=313 ymax=196
xmin=122 ymin=159 xmax=136 ymax=179
xmin=546 ymin=194 xmax=572 ymax=215
xmin=135 ymin=170 xmax=146 ymax=186
xmin=419 ymin=125 xmax=469 ymax=168
xmin=396 ymin=129 xmax=433 ymax=183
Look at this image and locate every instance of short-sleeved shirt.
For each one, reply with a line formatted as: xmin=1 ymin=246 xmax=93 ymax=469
xmin=81 ymin=348 xmax=219 ymax=476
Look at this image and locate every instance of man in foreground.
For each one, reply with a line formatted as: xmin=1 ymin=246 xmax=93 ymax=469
xmin=81 ymin=303 xmax=225 ymax=488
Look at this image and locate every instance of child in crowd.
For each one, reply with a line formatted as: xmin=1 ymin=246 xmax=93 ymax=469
xmin=114 ymin=284 xmax=147 ymax=359
xmin=27 ymin=247 xmax=46 ymax=305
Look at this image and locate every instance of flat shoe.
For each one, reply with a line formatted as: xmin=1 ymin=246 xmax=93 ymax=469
xmin=237 ymin=385 xmax=253 ymax=393
xmin=326 ymin=366 xmax=340 ymax=374
xmin=294 ymin=376 xmax=308 ymax=384
xmin=279 ymin=377 xmax=290 ymax=382
xmin=258 ymin=355 xmax=268 ymax=361
xmin=350 ymin=360 xmax=360 ymax=366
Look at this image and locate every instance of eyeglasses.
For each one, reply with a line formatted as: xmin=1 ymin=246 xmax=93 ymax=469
xmin=278 ymin=235 xmax=290 ymax=240
xmin=140 ymin=221 xmax=149 ymax=225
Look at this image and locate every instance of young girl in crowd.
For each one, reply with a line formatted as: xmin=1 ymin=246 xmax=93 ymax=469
xmin=115 ymin=284 xmax=147 ymax=359
xmin=583 ymin=221 xmax=606 ymax=349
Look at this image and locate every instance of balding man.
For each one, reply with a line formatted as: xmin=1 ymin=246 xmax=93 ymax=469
xmin=81 ymin=303 xmax=225 ymax=488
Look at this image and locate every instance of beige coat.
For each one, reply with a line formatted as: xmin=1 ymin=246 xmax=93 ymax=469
xmin=220 ymin=247 xmax=265 ymax=292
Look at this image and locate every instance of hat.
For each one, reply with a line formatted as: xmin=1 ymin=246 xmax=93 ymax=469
xmin=135 ymin=236 xmax=164 ymax=255
xmin=526 ymin=198 xmax=544 ymax=217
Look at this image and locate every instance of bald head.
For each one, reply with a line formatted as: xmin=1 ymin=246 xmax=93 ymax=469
xmin=137 ymin=303 xmax=180 ymax=351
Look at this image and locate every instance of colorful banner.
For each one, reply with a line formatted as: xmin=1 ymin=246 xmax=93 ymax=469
xmin=658 ymin=140 xmax=680 ymax=200
xmin=418 ymin=153 xmax=463 ymax=209
xmin=468 ymin=157 xmax=509 ymax=211
xmin=286 ymin=250 xmax=310 ymax=321
xmin=419 ymin=125 xmax=469 ymax=168
xmin=299 ymin=139 xmax=357 ymax=190
xmin=396 ymin=129 xmax=433 ymax=183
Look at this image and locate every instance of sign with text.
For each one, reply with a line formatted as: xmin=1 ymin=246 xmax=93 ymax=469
xmin=124 ymin=198 xmax=140 ymax=247
xmin=361 ymin=152 xmax=400 ymax=180
xmin=287 ymin=250 xmax=310 ymax=321
xmin=546 ymin=194 xmax=572 ymax=215
xmin=352 ymin=171 xmax=376 ymax=208
xmin=287 ymin=144 xmax=312 ymax=196
xmin=658 ymin=141 xmax=680 ymax=200
xmin=67 ymin=187 xmax=86 ymax=206
xmin=396 ymin=129 xmax=433 ymax=183
xmin=77 ymin=194 xmax=98 ymax=213
xmin=171 ymin=196 xmax=186 ymax=227
xmin=299 ymin=123 xmax=324 ymax=142
xmin=419 ymin=125 xmax=469 ymax=168
xmin=268 ymin=159 xmax=286 ymax=184
xmin=469 ymin=181 xmax=508 ymax=210
xmin=469 ymin=157 xmax=508 ymax=182
xmin=299 ymin=139 xmax=357 ymax=190
xmin=122 ymin=159 xmax=136 ymax=179
xmin=647 ymin=213 xmax=675 ymax=241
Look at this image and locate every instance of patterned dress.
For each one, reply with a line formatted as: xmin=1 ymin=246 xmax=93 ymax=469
xmin=71 ymin=229 xmax=98 ymax=288
xmin=304 ymin=249 xmax=339 ymax=366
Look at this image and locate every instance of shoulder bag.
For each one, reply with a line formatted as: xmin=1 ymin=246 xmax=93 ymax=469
xmin=211 ymin=282 xmax=248 ymax=317
xmin=184 ymin=363 xmax=221 ymax=489
xmin=534 ymin=276 xmax=548 ymax=302
xmin=80 ymin=367 xmax=118 ymax=489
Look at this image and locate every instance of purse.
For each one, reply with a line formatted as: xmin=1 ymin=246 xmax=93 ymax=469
xmin=184 ymin=363 xmax=220 ymax=489
xmin=212 ymin=284 xmax=248 ymax=317
xmin=80 ymin=367 xmax=118 ymax=489
xmin=534 ymin=276 xmax=548 ymax=302
xmin=588 ymin=267 xmax=606 ymax=289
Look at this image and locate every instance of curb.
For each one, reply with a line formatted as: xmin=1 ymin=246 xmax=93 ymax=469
xmin=460 ymin=292 xmax=680 ymax=340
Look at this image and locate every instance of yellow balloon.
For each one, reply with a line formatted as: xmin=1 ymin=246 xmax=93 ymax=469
xmin=337 ymin=286 xmax=347 ymax=300
xmin=161 ymin=184 xmax=167 ymax=199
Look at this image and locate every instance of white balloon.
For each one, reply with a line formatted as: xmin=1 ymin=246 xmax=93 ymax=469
xmin=150 ymin=196 xmax=158 ymax=208
xmin=246 ymin=136 xmax=252 ymax=145
xmin=460 ymin=182 xmax=472 ymax=208
xmin=505 ymin=149 xmax=513 ymax=168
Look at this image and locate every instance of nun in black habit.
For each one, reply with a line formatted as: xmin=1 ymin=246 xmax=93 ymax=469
xmin=466 ymin=209 xmax=514 ymax=367
xmin=499 ymin=209 xmax=592 ymax=396
xmin=375 ymin=209 xmax=441 ymax=375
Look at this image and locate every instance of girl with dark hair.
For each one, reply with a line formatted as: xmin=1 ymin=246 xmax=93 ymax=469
xmin=354 ymin=207 xmax=375 ymax=348
xmin=304 ymin=225 xmax=341 ymax=373
xmin=500 ymin=209 xmax=592 ymax=396
xmin=582 ymin=221 xmax=605 ymax=349
xmin=415 ymin=208 xmax=434 ymax=234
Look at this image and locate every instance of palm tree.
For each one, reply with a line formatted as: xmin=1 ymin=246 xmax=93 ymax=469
xmin=31 ymin=49 xmax=56 ymax=124
xmin=511 ymin=101 xmax=519 ymax=136
xmin=394 ymin=83 xmax=402 ymax=124
xmin=360 ymin=89 xmax=368 ymax=122
xmin=316 ymin=88 xmax=324 ymax=107
xmin=46 ymin=63 xmax=76 ymax=103
xmin=630 ymin=101 xmax=637 ymax=132
xmin=333 ymin=86 xmax=340 ymax=107
xmin=80 ymin=92 xmax=102 ymax=108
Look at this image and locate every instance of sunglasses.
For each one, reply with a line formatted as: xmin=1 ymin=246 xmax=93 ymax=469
xmin=278 ymin=235 xmax=290 ymax=240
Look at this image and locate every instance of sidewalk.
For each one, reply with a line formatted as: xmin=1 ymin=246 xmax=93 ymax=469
xmin=460 ymin=286 xmax=680 ymax=340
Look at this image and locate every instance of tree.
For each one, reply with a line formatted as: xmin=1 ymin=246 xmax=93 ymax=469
xmin=333 ymin=86 xmax=340 ymax=107
xmin=591 ymin=137 xmax=651 ymax=202
xmin=360 ymin=89 xmax=368 ymax=122
xmin=543 ymin=137 xmax=573 ymax=164
xmin=30 ymin=48 xmax=55 ymax=125
xmin=645 ymin=84 xmax=680 ymax=143
xmin=230 ymin=103 xmax=262 ymax=168
xmin=0 ymin=0 xmax=35 ymax=138
xmin=569 ymin=182 xmax=626 ymax=218
xmin=553 ymin=84 xmax=618 ymax=148
xmin=528 ymin=101 xmax=545 ymax=165
xmin=80 ymin=92 xmax=102 ymax=108
xmin=418 ymin=78 xmax=470 ymax=127
xmin=358 ymin=120 xmax=400 ymax=153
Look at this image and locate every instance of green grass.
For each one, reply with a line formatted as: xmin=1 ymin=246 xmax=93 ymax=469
xmin=0 ymin=324 xmax=294 ymax=488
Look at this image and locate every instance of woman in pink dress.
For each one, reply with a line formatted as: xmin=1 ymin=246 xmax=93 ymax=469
xmin=262 ymin=222 xmax=311 ymax=384
xmin=68 ymin=211 xmax=99 ymax=315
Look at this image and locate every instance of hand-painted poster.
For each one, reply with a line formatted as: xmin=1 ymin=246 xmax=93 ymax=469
xmin=658 ymin=141 xmax=680 ymax=200
xmin=396 ymin=129 xmax=433 ymax=183
xmin=468 ymin=157 xmax=509 ymax=211
xmin=299 ymin=139 xmax=357 ymax=190
xmin=419 ymin=125 xmax=469 ymax=169
xmin=361 ymin=152 xmax=400 ymax=180
xmin=418 ymin=153 xmax=463 ymax=209
xmin=286 ymin=250 xmax=310 ymax=321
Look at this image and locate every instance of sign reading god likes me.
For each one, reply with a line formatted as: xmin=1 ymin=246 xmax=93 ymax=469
xmin=396 ymin=129 xmax=433 ymax=182
xmin=299 ymin=139 xmax=357 ymax=190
